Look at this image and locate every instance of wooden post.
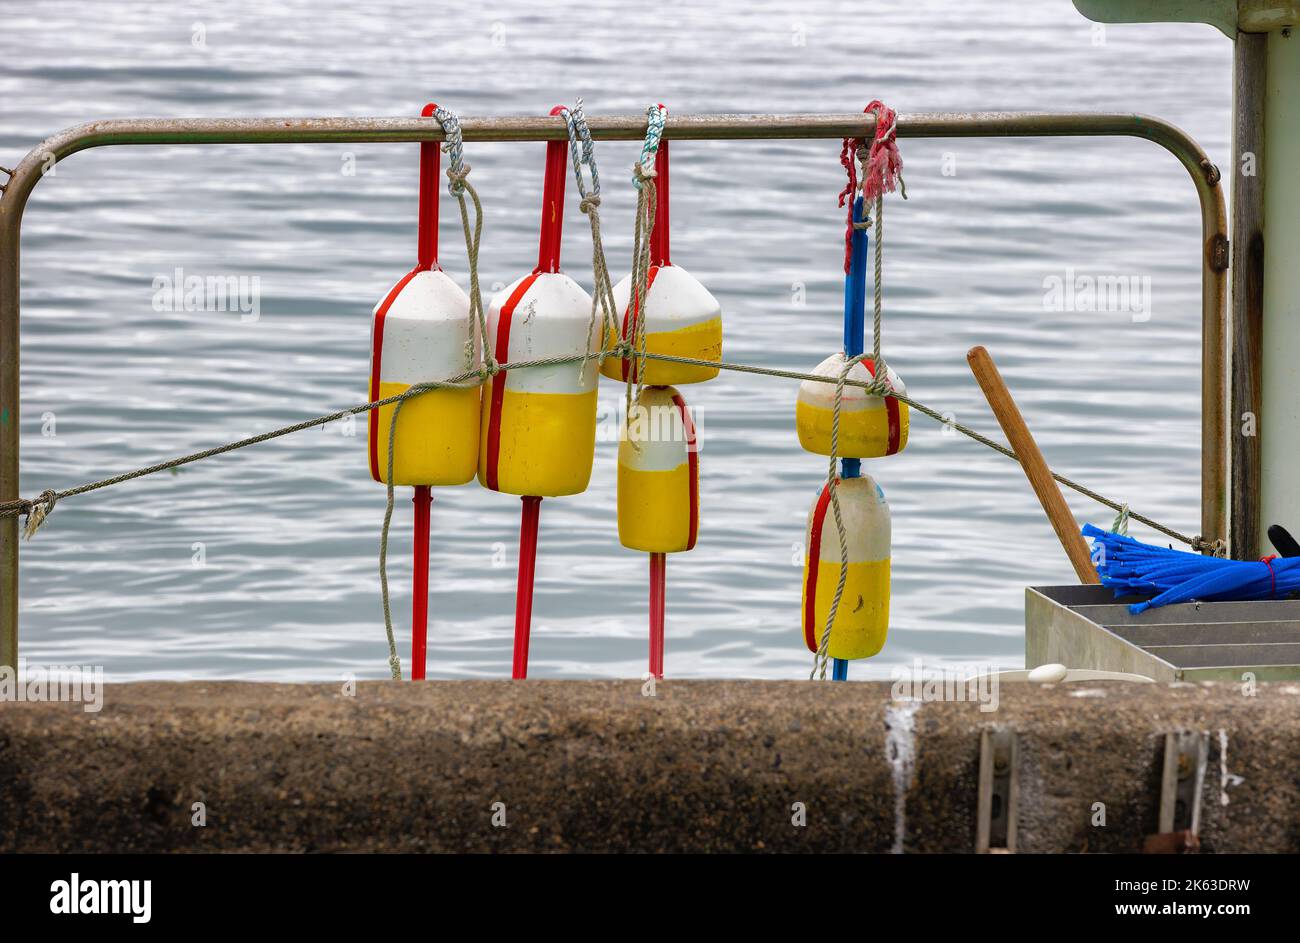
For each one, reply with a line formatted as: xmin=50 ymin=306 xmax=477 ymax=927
xmin=966 ymin=346 xmax=1099 ymax=584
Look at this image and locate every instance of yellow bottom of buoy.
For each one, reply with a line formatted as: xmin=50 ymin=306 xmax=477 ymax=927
xmin=801 ymin=476 xmax=891 ymax=661
xmin=795 ymin=397 xmax=909 ymax=458
xmin=601 ymin=316 xmax=722 ymax=386
xmin=618 ymin=463 xmax=695 ymax=552
xmin=795 ymin=353 xmax=909 ymax=458
xmin=616 ymin=385 xmax=699 ymax=553
xmin=801 ymin=558 xmax=890 ymax=660
xmin=479 ymin=386 xmax=599 ymax=496
xmin=369 ymin=382 xmax=480 ymax=486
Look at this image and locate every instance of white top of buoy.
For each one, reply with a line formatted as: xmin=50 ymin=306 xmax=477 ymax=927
xmin=611 ymin=263 xmax=721 ymax=332
xmin=487 ymin=272 xmax=597 ymax=394
xmin=806 ymin=476 xmax=890 ymax=563
xmin=798 ymin=352 xmax=906 ymax=413
xmin=371 ymin=269 xmax=473 ymax=384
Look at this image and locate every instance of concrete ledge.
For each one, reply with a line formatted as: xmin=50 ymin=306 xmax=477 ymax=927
xmin=0 ymin=680 xmax=1297 ymax=852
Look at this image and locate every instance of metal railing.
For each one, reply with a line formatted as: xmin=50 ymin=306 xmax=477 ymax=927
xmin=0 ymin=111 xmax=1230 ymax=669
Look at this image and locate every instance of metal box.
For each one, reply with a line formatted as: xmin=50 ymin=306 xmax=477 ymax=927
xmin=1026 ymin=585 xmax=1300 ymax=681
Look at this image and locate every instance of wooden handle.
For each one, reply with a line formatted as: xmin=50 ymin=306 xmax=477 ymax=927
xmin=966 ymin=346 xmax=1100 ymax=585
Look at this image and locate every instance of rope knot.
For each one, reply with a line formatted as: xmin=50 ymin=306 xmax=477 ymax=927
xmin=446 ymin=164 xmax=471 ymax=195
xmin=633 ymin=162 xmax=657 ymax=186
xmin=1193 ymin=536 xmax=1227 ymax=557
xmin=23 ymin=489 xmax=58 ymax=540
xmin=1111 ymin=502 xmax=1131 ymax=537
xmin=579 ymin=194 xmax=601 ymax=215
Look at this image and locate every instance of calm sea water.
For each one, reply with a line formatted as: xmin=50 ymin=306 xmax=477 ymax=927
xmin=0 ymin=1 xmax=1231 ymax=681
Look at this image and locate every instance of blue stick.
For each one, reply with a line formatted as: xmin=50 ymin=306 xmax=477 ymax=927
xmin=833 ymin=195 xmax=870 ymax=682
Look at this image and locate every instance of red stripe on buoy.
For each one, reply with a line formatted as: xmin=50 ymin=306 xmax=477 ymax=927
xmin=885 ymin=396 xmax=900 ymax=454
xmin=368 ymin=267 xmax=423 ymax=483
xmin=803 ymin=482 xmax=834 ymax=652
xmin=619 ymin=265 xmax=661 ymax=382
xmin=670 ymin=391 xmax=699 ymax=550
xmin=484 ymin=273 xmax=542 ymax=492
xmin=863 ymin=358 xmax=901 ymax=455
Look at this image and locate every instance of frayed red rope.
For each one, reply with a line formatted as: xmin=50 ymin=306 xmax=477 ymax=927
xmin=837 ymin=136 xmax=859 ymax=273
xmin=838 ymin=100 xmax=903 ymax=273
xmin=862 ymin=100 xmax=902 ymax=202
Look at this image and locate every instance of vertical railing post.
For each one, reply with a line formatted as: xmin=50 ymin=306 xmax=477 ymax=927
xmin=1230 ymin=32 xmax=1267 ymax=559
xmin=0 ymin=180 xmax=21 ymax=671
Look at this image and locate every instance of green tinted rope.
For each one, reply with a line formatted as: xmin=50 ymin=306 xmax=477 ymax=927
xmin=558 ymin=100 xmax=619 ymax=378
xmin=634 ymin=104 xmax=666 ymax=188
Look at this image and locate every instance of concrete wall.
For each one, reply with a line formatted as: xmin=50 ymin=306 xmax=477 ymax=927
xmin=0 ymin=680 xmax=1296 ymax=852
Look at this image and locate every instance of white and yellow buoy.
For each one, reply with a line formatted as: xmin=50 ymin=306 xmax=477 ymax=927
xmin=618 ymin=385 xmax=699 ymax=678
xmin=478 ymin=270 xmax=599 ymax=497
xmin=368 ymin=268 xmax=479 ymax=487
xmin=601 ymin=106 xmax=722 ymax=387
xmin=480 ymin=105 xmax=600 ymax=680
xmin=366 ymin=102 xmax=481 ymax=680
xmin=604 ymin=264 xmax=722 ymax=385
xmin=795 ymin=352 xmax=909 ymax=459
xmin=801 ymin=475 xmax=891 ymax=661
xmin=618 ymin=385 xmax=699 ymax=554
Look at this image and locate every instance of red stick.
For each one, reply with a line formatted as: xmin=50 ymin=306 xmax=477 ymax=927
xmin=417 ymin=103 xmax=440 ymax=271
xmin=534 ymin=105 xmax=569 ymax=274
xmin=650 ymin=126 xmax=670 ymax=267
xmin=509 ymin=106 xmax=571 ymax=678
xmin=512 ymin=495 xmax=543 ymax=679
xmin=406 ymin=104 xmax=441 ymax=681
xmin=649 ymin=551 xmax=666 ymax=679
xmin=411 ymin=485 xmax=432 ymax=680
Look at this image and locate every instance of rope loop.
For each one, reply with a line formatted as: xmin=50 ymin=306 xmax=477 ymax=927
xmin=427 ymin=104 xmax=489 ymax=374
xmin=557 ymin=100 xmax=618 ymax=382
xmin=1111 ymin=502 xmax=1131 ymax=537
xmin=430 ymin=105 xmax=466 ymax=188
xmin=634 ymin=104 xmax=667 ymax=189
xmin=558 ymin=99 xmax=600 ymax=201
xmin=625 ymin=118 xmax=661 ymax=423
